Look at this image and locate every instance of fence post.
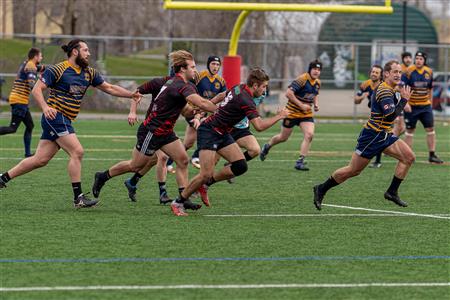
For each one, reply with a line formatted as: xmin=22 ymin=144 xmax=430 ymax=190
xmin=352 ymin=43 xmax=359 ymax=123
xmin=444 ymin=46 xmax=449 ymax=121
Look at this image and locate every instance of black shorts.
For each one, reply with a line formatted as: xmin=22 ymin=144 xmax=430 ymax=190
xmin=282 ymin=117 xmax=314 ymax=128
xmin=135 ymin=124 xmax=178 ymax=156
xmin=197 ymin=123 xmax=235 ymax=151
xmin=230 ymin=127 xmax=253 ymax=141
xmin=404 ymin=105 xmax=434 ymax=129
xmin=355 ymin=127 xmax=398 ymax=159
xmin=185 ymin=116 xmax=195 ymax=128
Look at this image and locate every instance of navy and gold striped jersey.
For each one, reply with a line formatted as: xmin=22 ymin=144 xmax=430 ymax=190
xmin=195 ymin=70 xmax=226 ymax=100
xmin=401 ymin=65 xmax=433 ymax=106
xmin=400 ymin=63 xmax=409 ymax=74
xmin=357 ymin=79 xmax=380 ymax=108
xmin=286 ymin=72 xmax=320 ymax=118
xmin=365 ymin=82 xmax=400 ymax=133
xmin=40 ymin=61 xmax=104 ymax=120
xmin=9 ymin=60 xmax=40 ymax=105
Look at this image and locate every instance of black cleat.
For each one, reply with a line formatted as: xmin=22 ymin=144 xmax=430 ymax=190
xmin=159 ymin=192 xmax=172 ymax=205
xmin=313 ymin=185 xmax=325 ymax=210
xmin=260 ymin=143 xmax=271 ymax=161
xmin=124 ymin=179 xmax=137 ymax=202
xmin=92 ymin=172 xmax=105 ymax=198
xmin=429 ymin=154 xmax=444 ymax=164
xmin=183 ymin=199 xmax=202 ymax=210
xmin=74 ymin=193 xmax=98 ymax=208
xmin=0 ymin=175 xmax=6 ymax=189
xmin=384 ymin=191 xmax=408 ymax=207
xmin=295 ymin=159 xmax=309 ymax=171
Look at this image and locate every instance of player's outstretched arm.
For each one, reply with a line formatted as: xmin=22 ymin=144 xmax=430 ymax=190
xmin=250 ymin=108 xmax=288 ymax=132
xmin=97 ymin=82 xmax=142 ymax=103
xmin=186 ymin=94 xmax=217 ymax=113
xmin=32 ymin=79 xmax=57 ymax=120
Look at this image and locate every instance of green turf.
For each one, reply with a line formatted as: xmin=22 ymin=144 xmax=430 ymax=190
xmin=0 ymin=118 xmax=449 ymax=299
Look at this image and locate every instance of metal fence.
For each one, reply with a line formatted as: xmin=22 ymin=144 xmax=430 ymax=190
xmin=1 ymin=33 xmax=449 ymax=119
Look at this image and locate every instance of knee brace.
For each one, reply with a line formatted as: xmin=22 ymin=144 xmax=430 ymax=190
xmin=230 ymin=159 xmax=248 ymax=176
xmin=426 ymin=131 xmax=435 ymax=136
xmin=404 ymin=132 xmax=414 ymax=137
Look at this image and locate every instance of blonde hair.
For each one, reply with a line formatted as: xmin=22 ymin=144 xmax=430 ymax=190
xmin=169 ymin=50 xmax=194 ymax=72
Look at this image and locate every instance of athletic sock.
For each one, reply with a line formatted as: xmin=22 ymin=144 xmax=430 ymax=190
xmin=374 ymin=152 xmax=382 ymax=164
xmin=177 ymin=187 xmax=186 ymax=203
xmin=320 ymin=176 xmax=339 ymax=193
xmin=129 ymin=172 xmax=143 ymax=186
xmin=429 ymin=151 xmax=435 ymax=157
xmin=24 ymin=130 xmax=32 ymax=157
xmin=158 ymin=182 xmax=167 ymax=196
xmin=1 ymin=172 xmax=11 ymax=183
xmin=206 ymin=177 xmax=216 ymax=187
xmin=387 ymin=176 xmax=403 ymax=194
xmin=72 ymin=182 xmax=82 ymax=200
xmin=99 ymin=170 xmax=111 ymax=182
xmin=243 ymin=151 xmax=253 ymax=161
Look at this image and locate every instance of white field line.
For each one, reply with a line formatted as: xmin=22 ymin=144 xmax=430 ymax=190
xmin=1 ymin=282 xmax=449 ymax=292
xmin=323 ymin=204 xmax=450 ymax=220
xmin=204 ymin=213 xmax=450 ymax=218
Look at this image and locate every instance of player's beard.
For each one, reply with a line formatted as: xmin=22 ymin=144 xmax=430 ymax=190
xmin=76 ymin=54 xmax=89 ymax=69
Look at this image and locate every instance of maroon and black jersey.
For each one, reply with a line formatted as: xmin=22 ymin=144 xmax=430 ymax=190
xmin=138 ymin=76 xmax=171 ymax=119
xmin=203 ymin=84 xmax=259 ymax=134
xmin=143 ymin=74 xmax=197 ymax=135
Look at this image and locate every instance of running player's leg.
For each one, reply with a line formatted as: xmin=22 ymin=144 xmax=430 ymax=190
xmin=160 ymin=139 xmax=189 ymax=194
xmin=0 ymin=110 xmax=22 ymax=135
xmin=393 ymin=116 xmax=405 ymax=137
xmin=22 ymin=109 xmax=34 ymax=157
xmin=214 ymin=143 xmax=247 ymax=182
xmin=184 ymin=125 xmax=199 ymax=168
xmin=260 ymin=124 xmax=294 ymax=161
xmin=403 ymin=109 xmax=417 ymax=148
xmin=237 ymin=135 xmax=260 ymax=161
xmin=296 ymin=121 xmax=314 ymax=170
xmin=156 ymin=150 xmax=172 ymax=204
xmin=420 ymin=107 xmax=444 ymax=163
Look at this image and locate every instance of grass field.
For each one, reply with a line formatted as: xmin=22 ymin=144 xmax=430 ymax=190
xmin=0 ymin=117 xmax=449 ymax=299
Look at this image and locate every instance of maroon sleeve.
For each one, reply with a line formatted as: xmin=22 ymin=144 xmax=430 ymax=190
xmin=242 ymin=97 xmax=259 ymax=120
xmin=138 ymin=77 xmax=167 ymax=95
xmin=179 ymin=82 xmax=197 ymax=98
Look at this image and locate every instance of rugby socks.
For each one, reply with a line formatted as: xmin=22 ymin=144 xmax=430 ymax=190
xmin=24 ymin=129 xmax=32 ymax=157
xmin=177 ymin=187 xmax=186 ymax=203
xmin=206 ymin=177 xmax=216 ymax=187
xmin=192 ymin=148 xmax=200 ymax=159
xmin=320 ymin=176 xmax=339 ymax=193
xmin=243 ymin=151 xmax=253 ymax=161
xmin=129 ymin=172 xmax=143 ymax=186
xmin=374 ymin=153 xmax=382 ymax=164
xmin=72 ymin=182 xmax=82 ymax=199
xmin=158 ymin=182 xmax=167 ymax=196
xmin=98 ymin=170 xmax=112 ymax=182
xmin=429 ymin=151 xmax=435 ymax=158
xmin=0 ymin=172 xmax=11 ymax=183
xmin=387 ymin=176 xmax=403 ymax=194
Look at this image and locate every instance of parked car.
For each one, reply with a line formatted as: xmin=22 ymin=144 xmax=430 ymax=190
xmin=433 ymin=72 xmax=450 ymax=111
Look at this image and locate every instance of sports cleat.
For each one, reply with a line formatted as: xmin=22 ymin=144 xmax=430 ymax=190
xmin=74 ymin=193 xmax=98 ymax=208
xmin=226 ymin=177 xmax=235 ymax=184
xmin=294 ymin=159 xmax=309 ymax=171
xmin=260 ymin=143 xmax=271 ymax=161
xmin=313 ymin=185 xmax=325 ymax=211
xmin=429 ymin=154 xmax=444 ymax=164
xmin=197 ymin=184 xmax=210 ymax=207
xmin=384 ymin=191 xmax=408 ymax=207
xmin=124 ymin=179 xmax=137 ymax=202
xmin=369 ymin=162 xmax=382 ymax=168
xmin=159 ymin=192 xmax=172 ymax=205
xmin=191 ymin=157 xmax=201 ymax=169
xmin=0 ymin=175 xmax=6 ymax=189
xmin=171 ymin=200 xmax=188 ymax=216
xmin=167 ymin=164 xmax=176 ymax=174
xmin=92 ymin=172 xmax=105 ymax=198
xmin=183 ymin=199 xmax=202 ymax=210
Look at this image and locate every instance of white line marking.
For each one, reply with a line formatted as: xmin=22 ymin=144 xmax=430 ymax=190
xmin=1 ymin=282 xmax=449 ymax=292
xmin=323 ymin=204 xmax=450 ymax=220
xmin=204 ymin=214 xmax=450 ymax=218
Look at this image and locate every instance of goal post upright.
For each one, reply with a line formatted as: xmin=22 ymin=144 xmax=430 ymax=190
xmin=164 ymin=0 xmax=393 ymax=86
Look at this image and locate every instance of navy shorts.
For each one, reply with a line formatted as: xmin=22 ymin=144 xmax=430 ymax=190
xmin=11 ymin=104 xmax=29 ymax=118
xmin=230 ymin=127 xmax=253 ymax=141
xmin=282 ymin=117 xmax=314 ymax=128
xmin=404 ymin=105 xmax=434 ymax=129
xmin=40 ymin=112 xmax=75 ymax=141
xmin=197 ymin=123 xmax=235 ymax=151
xmin=355 ymin=128 xmax=398 ymax=159
xmin=136 ymin=124 xmax=178 ymax=156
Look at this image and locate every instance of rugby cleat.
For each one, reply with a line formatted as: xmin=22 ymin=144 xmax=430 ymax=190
xmin=92 ymin=172 xmax=105 ymax=198
xmin=313 ymin=185 xmax=325 ymax=211
xmin=74 ymin=193 xmax=98 ymax=208
xmin=183 ymin=199 xmax=202 ymax=210
xmin=369 ymin=162 xmax=382 ymax=168
xmin=159 ymin=192 xmax=172 ymax=205
xmin=197 ymin=184 xmax=210 ymax=207
xmin=167 ymin=164 xmax=176 ymax=174
xmin=294 ymin=159 xmax=309 ymax=171
xmin=384 ymin=191 xmax=408 ymax=207
xmin=429 ymin=154 xmax=444 ymax=164
xmin=191 ymin=157 xmax=201 ymax=169
xmin=124 ymin=179 xmax=137 ymax=202
xmin=259 ymin=143 xmax=271 ymax=161
xmin=0 ymin=176 xmax=6 ymax=189
xmin=171 ymin=200 xmax=188 ymax=216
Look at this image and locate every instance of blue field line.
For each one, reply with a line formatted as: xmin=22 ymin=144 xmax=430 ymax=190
xmin=0 ymin=255 xmax=449 ymax=264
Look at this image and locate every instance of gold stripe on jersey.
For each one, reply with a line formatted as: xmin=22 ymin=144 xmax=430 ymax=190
xmin=8 ymin=60 xmax=38 ymax=105
xmin=286 ymin=101 xmax=313 ymax=118
xmin=364 ymin=82 xmax=396 ymax=133
xmin=405 ymin=65 xmax=432 ymax=106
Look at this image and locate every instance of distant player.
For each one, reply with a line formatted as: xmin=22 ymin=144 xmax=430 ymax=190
xmin=170 ymin=68 xmax=288 ymax=216
xmin=91 ymin=50 xmax=218 ymax=207
xmin=354 ymin=64 xmax=383 ymax=168
xmin=0 ymin=48 xmax=44 ymax=157
xmin=402 ymin=52 xmax=444 ymax=164
xmin=313 ymin=60 xmax=415 ymax=210
xmin=0 ymin=39 xmax=141 ymax=208
xmin=260 ymin=60 xmax=322 ymax=171
xmin=400 ymin=51 xmax=412 ymax=74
